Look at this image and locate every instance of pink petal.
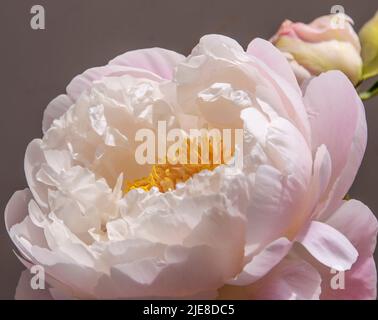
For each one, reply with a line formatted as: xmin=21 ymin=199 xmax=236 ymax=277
xmin=227 ymin=237 xmax=292 ymax=286
xmin=109 ymin=47 xmax=185 ymax=80
xmin=320 ymin=255 xmax=377 ymax=300
xmin=308 ymin=145 xmax=332 ymax=210
xmin=24 ymin=139 xmax=48 ymax=210
xmin=319 ymin=98 xmax=367 ymax=220
xmin=5 ymin=189 xmax=32 ymax=232
xmin=293 ymin=200 xmax=377 ymax=300
xmin=247 ymin=38 xmax=301 ymax=95
xmin=42 ymin=65 xmax=163 ymax=133
xmin=251 ymin=256 xmax=321 ymax=300
xmin=320 ymin=200 xmax=377 ymax=299
xmin=296 ymin=221 xmax=358 ymax=271
xmin=304 ymin=71 xmax=359 ymax=190
xmin=327 ymin=200 xmax=378 ymax=256
xmin=95 ymin=245 xmax=240 ymax=299
xmin=42 ymin=94 xmax=73 ymax=133
xmin=66 ymin=64 xmax=161 ymax=101
xmin=243 ymin=115 xmax=312 ymax=250
xmin=5 ymin=189 xmax=48 ymax=262
xmin=249 ymin=47 xmax=311 ymax=142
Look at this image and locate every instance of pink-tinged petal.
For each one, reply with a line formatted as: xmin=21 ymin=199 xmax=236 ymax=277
xmin=252 ymin=257 xmax=321 ymax=300
xmin=5 ymin=189 xmax=32 ymax=232
xmin=15 ymin=252 xmax=90 ymax=300
xmin=5 ymin=189 xmax=49 ymax=263
xmin=320 ymin=200 xmax=377 ymax=300
xmin=247 ymin=38 xmax=301 ymax=95
xmin=242 ymin=115 xmax=312 ymax=249
xmin=320 ymin=254 xmax=377 ymax=300
xmin=292 ymin=200 xmax=377 ymax=300
xmin=304 ymin=71 xmax=359 ymax=187
xmin=109 ymin=47 xmax=185 ymax=80
xmin=227 ymin=237 xmax=292 ymax=286
xmin=42 ymin=94 xmax=73 ymax=134
xmin=296 ymin=221 xmax=358 ymax=271
xmin=308 ymin=145 xmax=332 ymax=210
xmin=245 ymin=165 xmax=296 ymax=249
xmin=318 ymin=98 xmax=367 ymax=220
xmin=5 ymin=190 xmax=47 ymax=250
xmin=66 ymin=65 xmax=161 ymax=101
xmin=326 ymin=200 xmax=378 ymax=255
xmin=6 ymin=190 xmax=101 ymax=298
xmin=95 ymin=245 xmax=239 ymax=299
xmin=250 ymin=50 xmax=311 ymax=142
xmin=219 ymin=256 xmax=321 ymax=300
xmin=290 ymin=15 xmax=360 ymax=51
xmin=94 ymin=195 xmax=246 ymax=299
xmin=24 ymin=246 xmax=100 ymax=299
xmin=42 ymin=64 xmax=164 ymax=133
xmin=24 ymin=139 xmax=48 ymax=210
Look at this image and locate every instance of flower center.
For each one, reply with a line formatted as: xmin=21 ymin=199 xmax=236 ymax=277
xmin=125 ymin=137 xmax=232 ymax=193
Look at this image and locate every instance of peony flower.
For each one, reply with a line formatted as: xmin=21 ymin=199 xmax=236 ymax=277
xmin=5 ymin=34 xmax=377 ymax=300
xmin=271 ymin=14 xmax=363 ymax=85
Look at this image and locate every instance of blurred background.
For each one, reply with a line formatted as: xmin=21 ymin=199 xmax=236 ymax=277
xmin=0 ymin=0 xmax=377 ymax=299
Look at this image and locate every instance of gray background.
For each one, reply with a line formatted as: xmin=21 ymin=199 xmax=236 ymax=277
xmin=0 ymin=0 xmax=377 ymax=299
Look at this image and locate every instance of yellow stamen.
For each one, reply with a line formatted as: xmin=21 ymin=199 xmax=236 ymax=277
xmin=125 ymin=137 xmax=231 ymax=193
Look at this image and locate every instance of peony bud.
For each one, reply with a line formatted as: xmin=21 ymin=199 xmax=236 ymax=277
xmin=359 ymin=11 xmax=378 ymax=80
xmin=271 ymin=14 xmax=362 ymax=85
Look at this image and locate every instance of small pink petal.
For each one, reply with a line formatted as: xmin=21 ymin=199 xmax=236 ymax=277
xmin=297 ymin=221 xmax=358 ymax=271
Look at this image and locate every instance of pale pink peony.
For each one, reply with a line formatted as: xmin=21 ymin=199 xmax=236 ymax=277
xmin=5 ymin=34 xmax=377 ymax=299
xmin=271 ymin=14 xmax=363 ymax=85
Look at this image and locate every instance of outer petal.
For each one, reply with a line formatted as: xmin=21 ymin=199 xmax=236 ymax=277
xmin=318 ymin=96 xmax=367 ymax=220
xmin=296 ymin=221 xmax=357 ymax=271
xmin=293 ymin=201 xmax=377 ymax=300
xmin=176 ymin=35 xmax=311 ymax=141
xmin=5 ymin=189 xmax=48 ymax=262
xmin=304 ymin=71 xmax=360 ymax=200
xmin=219 ymin=256 xmax=321 ymax=300
xmin=42 ymin=95 xmax=73 ymax=134
xmin=247 ymin=43 xmax=311 ymax=141
xmin=42 ymin=47 xmax=181 ymax=133
xmin=241 ymin=109 xmax=313 ymax=250
xmin=42 ymin=65 xmax=154 ymax=133
xmin=227 ymin=237 xmax=292 ymax=286
xmin=109 ymin=47 xmax=185 ymax=80
xmin=95 ymin=245 xmax=240 ymax=299
xmin=6 ymin=189 xmax=103 ymax=298
xmin=5 ymin=189 xmax=32 ymax=233
xmin=247 ymin=38 xmax=301 ymax=95
xmin=327 ymin=200 xmax=377 ymax=255
xmin=251 ymin=257 xmax=321 ymax=300
xmin=321 ymin=200 xmax=377 ymax=299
